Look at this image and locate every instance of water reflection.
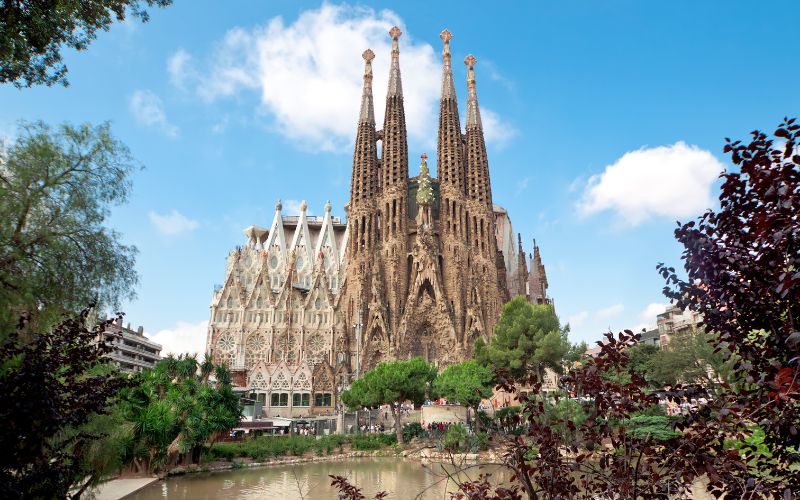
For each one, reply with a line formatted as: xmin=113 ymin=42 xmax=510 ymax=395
xmin=131 ymin=458 xmax=507 ymax=499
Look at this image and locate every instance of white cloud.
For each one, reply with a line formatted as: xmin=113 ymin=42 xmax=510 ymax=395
xmin=129 ymin=90 xmax=179 ymax=137
xmin=567 ymin=310 xmax=589 ymax=329
xmin=481 ymin=107 xmax=517 ymax=149
xmin=577 ymin=142 xmax=723 ymax=226
xmin=149 ymin=209 xmax=199 ymax=236
xmin=173 ymin=4 xmax=510 ymax=152
xmin=146 ymin=320 xmax=208 ymax=357
xmin=596 ymin=303 xmax=624 ymax=320
xmin=633 ymin=302 xmax=668 ymax=331
xmin=167 ymin=49 xmax=194 ymax=89
xmin=282 ymin=199 xmax=315 ymax=216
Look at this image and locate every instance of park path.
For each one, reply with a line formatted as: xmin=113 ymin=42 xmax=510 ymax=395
xmin=90 ymin=477 xmax=158 ymax=500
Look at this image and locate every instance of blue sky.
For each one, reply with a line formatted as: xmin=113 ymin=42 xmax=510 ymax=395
xmin=3 ymin=1 xmax=799 ymax=354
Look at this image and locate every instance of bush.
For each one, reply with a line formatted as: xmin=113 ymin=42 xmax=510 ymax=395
xmin=403 ymin=422 xmax=426 ymax=442
xmin=350 ymin=434 xmax=397 ymax=451
xmin=626 ymin=415 xmax=680 ymax=441
xmin=443 ymin=424 xmax=468 ymax=452
xmin=206 ymin=433 xmax=395 ymax=459
xmin=474 ymin=431 xmax=489 ymax=451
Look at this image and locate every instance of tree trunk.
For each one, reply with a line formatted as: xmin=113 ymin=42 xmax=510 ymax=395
xmin=393 ymin=403 xmax=402 ymax=444
xmin=473 ymin=406 xmax=481 ymax=433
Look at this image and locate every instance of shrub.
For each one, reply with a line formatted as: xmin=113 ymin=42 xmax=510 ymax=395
xmin=474 ymin=431 xmax=489 ymax=451
xmin=443 ymin=424 xmax=468 ymax=452
xmin=351 ymin=434 xmax=397 ymax=450
xmin=626 ymin=415 xmax=680 ymax=441
xmin=403 ymin=422 xmax=426 ymax=442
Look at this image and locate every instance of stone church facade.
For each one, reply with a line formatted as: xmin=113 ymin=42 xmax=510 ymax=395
xmin=205 ymin=28 xmax=550 ymax=417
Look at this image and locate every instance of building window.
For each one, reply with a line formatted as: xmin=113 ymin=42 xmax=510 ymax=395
xmin=271 ymin=392 xmax=289 ymax=407
xmin=293 ymin=392 xmax=310 ymax=407
xmin=314 ymin=393 xmax=332 ymax=407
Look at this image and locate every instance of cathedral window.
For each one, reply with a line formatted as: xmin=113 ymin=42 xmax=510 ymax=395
xmin=314 ymin=392 xmax=332 ymax=407
xmin=296 ymin=255 xmax=305 ymax=271
xmin=271 ymin=392 xmax=289 ymax=407
xmin=256 ymin=298 xmax=263 ymax=309
xmin=226 ymin=297 xmax=233 ymax=308
xmin=314 ymin=298 xmax=321 ymax=310
xmin=270 ymin=255 xmax=278 ymax=269
xmin=292 ymin=392 xmax=310 ymax=407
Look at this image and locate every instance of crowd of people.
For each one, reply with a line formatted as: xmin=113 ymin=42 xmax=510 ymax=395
xmin=425 ymin=421 xmax=457 ymax=437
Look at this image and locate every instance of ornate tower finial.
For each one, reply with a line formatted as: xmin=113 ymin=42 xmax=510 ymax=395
xmin=389 ymin=26 xmax=402 ymax=48
xmin=363 ymin=48 xmax=375 ymax=62
xmin=300 ymin=200 xmax=308 ymax=213
xmin=325 ymin=200 xmax=332 ymax=213
xmin=464 ymin=54 xmax=482 ymax=130
xmin=387 ymin=26 xmax=403 ymax=97
xmin=439 ymin=29 xmax=456 ymax=100
xmin=275 ymin=199 xmax=282 ymax=211
xmin=358 ymin=49 xmax=376 ymax=125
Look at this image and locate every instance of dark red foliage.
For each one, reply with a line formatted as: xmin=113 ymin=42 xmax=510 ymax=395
xmin=329 ymin=475 xmax=387 ymax=500
xmin=659 ymin=117 xmax=800 ymax=493
xmin=0 ymin=306 xmax=129 ymax=499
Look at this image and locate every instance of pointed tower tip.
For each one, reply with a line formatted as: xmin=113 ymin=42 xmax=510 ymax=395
xmin=325 ymin=200 xmax=332 ymax=213
xmin=358 ymin=48 xmax=376 ymax=124
xmin=387 ymin=26 xmax=403 ymax=97
xmin=440 ymin=29 xmax=456 ymax=100
xmin=300 ymin=200 xmax=308 ymax=213
xmin=275 ymin=199 xmax=282 ymax=211
xmin=464 ymin=54 xmax=482 ymax=130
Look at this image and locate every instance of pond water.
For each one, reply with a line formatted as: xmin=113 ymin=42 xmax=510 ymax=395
xmin=130 ymin=458 xmax=508 ymax=499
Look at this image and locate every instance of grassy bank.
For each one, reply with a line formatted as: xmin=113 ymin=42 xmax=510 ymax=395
xmin=205 ymin=434 xmax=397 ymax=462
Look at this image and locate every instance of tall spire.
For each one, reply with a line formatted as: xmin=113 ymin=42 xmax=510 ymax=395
xmin=387 ymin=26 xmax=403 ymax=97
xmin=349 ymin=48 xmax=379 ymax=208
xmin=440 ymin=29 xmax=456 ymax=99
xmin=437 ymin=28 xmax=465 ymax=199
xmin=358 ymin=49 xmax=375 ymax=125
xmin=464 ymin=54 xmax=491 ymax=205
xmin=465 ymin=54 xmax=482 ymax=130
xmin=381 ymin=25 xmax=408 ymax=191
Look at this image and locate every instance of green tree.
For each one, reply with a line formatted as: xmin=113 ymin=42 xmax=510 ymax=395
xmin=475 ymin=296 xmax=570 ymax=383
xmin=1 ymin=0 xmax=172 ymax=87
xmin=341 ymin=357 xmax=436 ymax=444
xmin=627 ymin=343 xmax=659 ymax=382
xmin=120 ymin=354 xmax=242 ymax=471
xmin=433 ymin=360 xmax=494 ymax=432
xmin=649 ymin=330 xmax=734 ymax=390
xmin=0 ymin=121 xmax=139 ymax=334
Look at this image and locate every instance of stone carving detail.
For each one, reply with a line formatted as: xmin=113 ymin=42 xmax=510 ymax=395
xmin=250 ymin=370 xmax=269 ymax=390
xmin=294 ymin=371 xmax=312 ymax=391
xmin=271 ymin=371 xmax=290 ymax=390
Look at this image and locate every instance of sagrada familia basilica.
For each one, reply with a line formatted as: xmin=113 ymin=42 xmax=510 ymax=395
xmin=205 ymin=28 xmax=551 ymax=417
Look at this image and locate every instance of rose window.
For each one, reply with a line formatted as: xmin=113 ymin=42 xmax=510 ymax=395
xmin=217 ymin=333 xmax=235 ymax=352
xmin=306 ymin=333 xmax=328 ymax=366
xmin=245 ymin=333 xmax=269 ymax=367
